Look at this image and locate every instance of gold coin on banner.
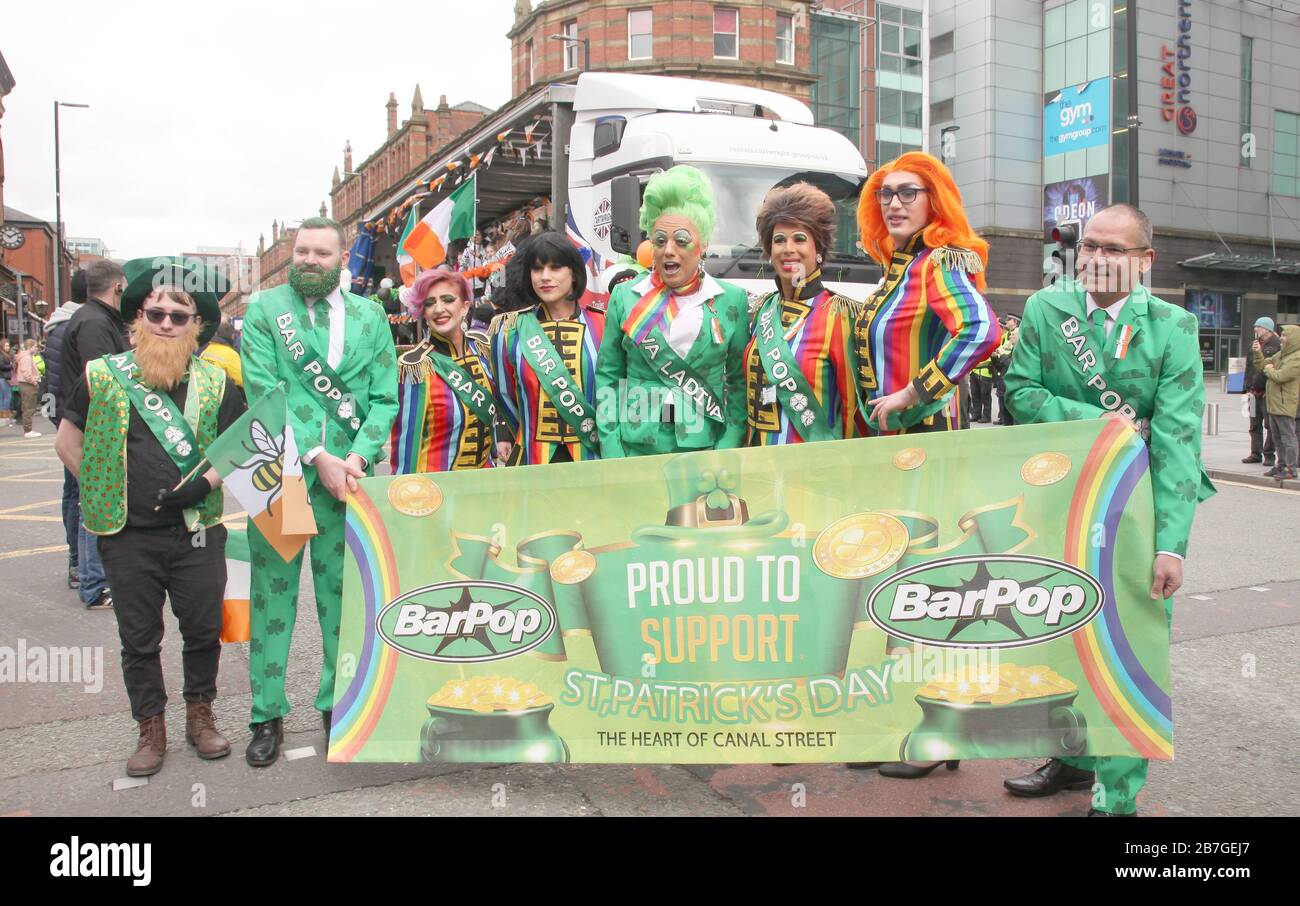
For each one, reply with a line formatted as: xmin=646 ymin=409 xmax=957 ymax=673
xmin=388 ymin=475 xmax=443 ymax=516
xmin=893 ymin=447 xmax=926 ymax=471
xmin=1020 ymin=452 xmax=1072 ymax=486
xmin=813 ymin=512 xmax=910 ymax=579
xmin=550 ymin=549 xmax=597 ymax=585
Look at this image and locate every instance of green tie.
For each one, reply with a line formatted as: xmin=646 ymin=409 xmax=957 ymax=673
xmin=1089 ymin=307 xmax=1108 ymax=353
xmin=312 ymin=298 xmax=332 ymax=361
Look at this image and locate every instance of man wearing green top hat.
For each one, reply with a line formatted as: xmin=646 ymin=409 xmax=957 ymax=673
xmin=238 ymin=217 xmax=399 ymax=766
xmin=1001 ymin=203 xmax=1215 ymax=816
xmin=55 ymin=256 xmax=246 ymax=778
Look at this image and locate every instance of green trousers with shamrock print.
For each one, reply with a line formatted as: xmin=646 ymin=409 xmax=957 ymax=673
xmin=247 ymin=476 xmax=346 ymax=727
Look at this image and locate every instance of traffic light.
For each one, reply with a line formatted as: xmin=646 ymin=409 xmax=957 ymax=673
xmin=1043 ymin=222 xmax=1080 ymax=284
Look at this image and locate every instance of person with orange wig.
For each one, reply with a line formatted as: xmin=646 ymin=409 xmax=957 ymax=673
xmin=853 ymin=151 xmax=1001 ymax=437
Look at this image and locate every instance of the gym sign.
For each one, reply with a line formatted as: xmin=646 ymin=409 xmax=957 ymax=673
xmin=1160 ymin=0 xmax=1197 ymax=135
xmin=865 ymin=555 xmax=1104 ymax=649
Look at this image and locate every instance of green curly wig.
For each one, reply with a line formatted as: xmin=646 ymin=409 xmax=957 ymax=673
xmin=639 ymin=165 xmax=716 ymax=245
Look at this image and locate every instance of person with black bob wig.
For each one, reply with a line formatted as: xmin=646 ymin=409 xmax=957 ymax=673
xmin=488 ymin=231 xmax=606 ymax=465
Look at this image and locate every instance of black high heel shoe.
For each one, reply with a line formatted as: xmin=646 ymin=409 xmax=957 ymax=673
xmin=877 ymin=760 xmax=959 ymax=779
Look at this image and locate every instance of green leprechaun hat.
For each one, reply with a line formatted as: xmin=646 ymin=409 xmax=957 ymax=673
xmin=631 ymin=451 xmax=787 ymax=542
xmin=121 ymin=256 xmax=228 ymax=345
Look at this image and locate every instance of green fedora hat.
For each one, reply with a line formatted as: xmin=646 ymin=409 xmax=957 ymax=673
xmin=121 ymin=256 xmax=228 ymax=345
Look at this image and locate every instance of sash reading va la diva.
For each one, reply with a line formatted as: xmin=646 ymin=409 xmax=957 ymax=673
xmin=1059 ymin=315 xmax=1140 ymax=421
xmin=635 ymin=329 xmax=726 ymax=422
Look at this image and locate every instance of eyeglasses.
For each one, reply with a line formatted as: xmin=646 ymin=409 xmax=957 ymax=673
xmin=1078 ymin=240 xmax=1150 ymax=257
xmin=876 ymin=186 xmax=928 ymax=206
xmin=142 ymin=308 xmax=195 ymax=326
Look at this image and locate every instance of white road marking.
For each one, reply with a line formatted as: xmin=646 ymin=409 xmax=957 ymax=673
xmin=283 ymin=746 xmax=317 ymax=761
xmin=113 ymin=776 xmax=149 ymax=791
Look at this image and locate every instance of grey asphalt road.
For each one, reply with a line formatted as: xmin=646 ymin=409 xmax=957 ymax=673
xmin=1 ymin=413 xmax=1296 ymax=817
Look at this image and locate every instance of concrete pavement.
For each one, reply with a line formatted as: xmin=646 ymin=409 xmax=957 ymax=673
xmin=1 ymin=410 xmax=1296 ymax=817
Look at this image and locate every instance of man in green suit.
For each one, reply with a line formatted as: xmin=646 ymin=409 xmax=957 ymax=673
xmin=239 ymin=217 xmax=399 ymax=766
xmin=1001 ymin=203 xmax=1214 ymax=816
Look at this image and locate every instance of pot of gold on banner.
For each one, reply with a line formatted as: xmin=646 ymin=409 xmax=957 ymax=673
xmin=420 ymin=676 xmax=570 ymax=764
xmin=899 ymin=664 xmax=1088 ymax=761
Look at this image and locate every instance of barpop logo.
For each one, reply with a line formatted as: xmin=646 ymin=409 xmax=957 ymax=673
xmin=0 ymin=639 xmax=103 ymax=693
xmin=50 ymin=837 xmax=151 ymax=886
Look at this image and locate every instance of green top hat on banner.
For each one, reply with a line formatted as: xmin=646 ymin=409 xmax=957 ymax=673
xmin=633 ymin=451 xmax=787 ymax=542
xmin=121 ymin=256 xmax=228 ymax=345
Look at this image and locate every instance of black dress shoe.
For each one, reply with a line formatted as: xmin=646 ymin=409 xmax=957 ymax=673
xmin=1087 ymin=808 xmax=1135 ymax=817
xmin=245 ymin=718 xmax=283 ymax=767
xmin=1004 ymin=759 xmax=1093 ymax=797
xmin=878 ymin=760 xmax=959 ymax=779
xmin=322 ymin=710 xmax=332 ymax=733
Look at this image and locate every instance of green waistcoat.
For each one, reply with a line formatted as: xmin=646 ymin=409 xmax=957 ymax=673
xmin=81 ymin=356 xmax=227 ymax=535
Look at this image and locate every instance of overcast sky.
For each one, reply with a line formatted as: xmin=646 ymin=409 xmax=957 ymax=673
xmin=3 ymin=1 xmax=515 ymax=263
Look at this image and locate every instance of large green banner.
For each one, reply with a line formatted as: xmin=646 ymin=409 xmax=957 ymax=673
xmin=327 ymin=419 xmax=1173 ymax=764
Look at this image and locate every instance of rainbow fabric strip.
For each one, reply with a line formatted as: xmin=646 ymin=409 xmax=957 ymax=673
xmin=622 ymin=273 xmax=702 ymax=345
xmin=329 ymin=489 xmax=400 ymax=762
xmin=390 ymin=351 xmax=492 ymax=474
xmin=1064 ymin=419 xmax=1173 ymax=760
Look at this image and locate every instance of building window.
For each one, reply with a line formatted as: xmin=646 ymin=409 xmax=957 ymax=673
xmin=527 ymin=39 xmax=535 ymax=86
xmin=1241 ymin=36 xmax=1253 ymax=168
xmin=714 ymin=8 xmax=739 ymax=59
xmin=930 ymin=30 xmax=953 ymax=57
xmin=776 ymin=12 xmax=794 ymax=65
xmin=629 ymin=8 xmax=653 ymax=60
xmin=878 ymin=4 xmax=923 ymax=78
xmin=562 ymin=19 xmax=579 ymax=71
xmin=1276 ymin=111 xmax=1299 ymax=196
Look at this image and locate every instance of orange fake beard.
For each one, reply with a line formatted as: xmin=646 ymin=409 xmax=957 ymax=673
xmin=130 ymin=319 xmax=200 ymax=391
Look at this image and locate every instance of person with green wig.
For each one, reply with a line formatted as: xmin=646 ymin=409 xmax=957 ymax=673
xmin=595 ymin=165 xmax=750 ymax=457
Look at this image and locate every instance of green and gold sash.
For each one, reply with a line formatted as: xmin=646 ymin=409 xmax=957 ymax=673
xmin=514 ymin=310 xmax=600 ymax=451
xmin=754 ymin=293 xmax=835 ymax=443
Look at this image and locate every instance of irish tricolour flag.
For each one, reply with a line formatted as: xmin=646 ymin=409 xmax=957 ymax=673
xmin=204 ymin=383 xmax=317 ymax=562
xmin=222 ymin=527 xmax=251 ymax=643
xmin=401 ymin=175 xmax=476 ymax=268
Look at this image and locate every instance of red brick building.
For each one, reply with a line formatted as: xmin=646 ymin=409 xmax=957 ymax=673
xmin=1 ymin=205 xmax=74 ymax=338
xmin=508 ymin=0 xmax=817 ymax=102
xmin=255 ymin=220 xmax=297 ymax=291
xmin=329 ymin=88 xmax=491 ymax=241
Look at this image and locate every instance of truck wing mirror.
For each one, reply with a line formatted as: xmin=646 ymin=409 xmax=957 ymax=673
xmin=609 ymin=175 xmax=643 ymax=255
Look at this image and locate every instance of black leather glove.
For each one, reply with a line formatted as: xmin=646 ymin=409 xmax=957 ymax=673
xmin=155 ymin=475 xmax=213 ymax=512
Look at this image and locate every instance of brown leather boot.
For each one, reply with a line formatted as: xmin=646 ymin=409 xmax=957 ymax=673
xmin=126 ymin=713 xmax=167 ymax=777
xmin=185 ymin=701 xmax=231 ymax=760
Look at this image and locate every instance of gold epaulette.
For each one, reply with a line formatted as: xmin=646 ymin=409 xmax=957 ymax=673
xmin=466 ymin=328 xmax=492 ymax=359
xmin=826 ymin=293 xmax=864 ymax=320
xmin=931 ymin=245 xmax=985 ymax=275
xmin=488 ymin=309 xmax=521 ymax=337
xmin=398 ymin=342 xmax=433 ymax=383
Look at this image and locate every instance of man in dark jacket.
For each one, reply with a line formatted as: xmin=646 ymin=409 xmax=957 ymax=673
xmin=59 ymin=258 xmax=128 ymax=609
xmin=44 ymin=270 xmax=86 ymax=588
xmin=1243 ymin=317 xmax=1282 ymax=467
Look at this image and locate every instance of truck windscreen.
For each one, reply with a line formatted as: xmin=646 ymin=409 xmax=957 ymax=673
xmin=694 ymin=164 xmax=866 ymax=261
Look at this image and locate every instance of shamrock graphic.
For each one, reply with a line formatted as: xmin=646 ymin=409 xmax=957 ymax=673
xmin=165 ymin=426 xmax=184 ymax=444
xmin=1174 ymin=368 xmax=1197 ymax=391
xmin=1172 ymin=424 xmax=1196 ymax=445
xmin=790 ymin=393 xmax=808 ymax=412
xmin=294 ymin=404 xmax=315 ymax=422
xmin=251 ymin=550 xmax=268 ymax=569
xmin=1021 ymin=323 xmax=1039 ymax=345
xmin=337 ymin=400 xmax=354 ymax=420
xmin=264 ymin=662 xmax=284 ymax=679
xmin=363 ymin=423 xmax=383 ymax=441
xmin=1149 ymin=447 xmax=1168 ymax=470
xmin=1023 ymin=388 xmax=1048 ymax=413
xmin=176 ymin=441 xmax=193 ymax=457
xmin=579 ymin=417 xmax=595 ymax=434
xmin=1175 ymin=478 xmax=1198 ymax=502
xmin=377 ymin=350 xmax=394 ymax=367
xmin=267 ymin=617 xmax=287 ymax=635
xmin=249 ymin=638 xmax=264 ymax=655
xmin=1149 ymin=305 xmax=1171 ymax=321
xmin=1156 ymin=510 xmax=1170 ymax=534
xmin=270 ymin=577 xmax=290 ymax=594
xmin=800 ymin=410 xmax=816 ymax=427
xmin=1176 ymin=314 xmax=1196 ymax=334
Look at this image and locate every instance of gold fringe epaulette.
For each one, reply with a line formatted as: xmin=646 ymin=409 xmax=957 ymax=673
xmin=488 ymin=309 xmax=522 ymax=337
xmin=398 ymin=342 xmax=433 ymax=384
xmin=931 ymin=245 xmax=985 ymax=274
xmin=827 ymin=293 xmax=864 ymax=320
xmin=466 ymin=328 xmax=492 ymax=359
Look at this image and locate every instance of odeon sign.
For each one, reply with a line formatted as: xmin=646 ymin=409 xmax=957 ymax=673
xmin=1159 ymin=0 xmax=1196 ymax=136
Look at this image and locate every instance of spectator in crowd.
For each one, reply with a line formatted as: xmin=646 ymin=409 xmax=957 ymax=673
xmin=0 ymin=338 xmax=14 ymax=426
xmin=992 ymin=314 xmax=1018 ymax=425
xmin=200 ymin=317 xmax=243 ymax=390
xmin=44 ymin=269 xmax=87 ymax=587
xmin=1243 ymin=316 xmax=1281 ymax=467
xmin=1257 ymin=323 xmax=1300 ymax=480
xmin=13 ymin=338 xmax=43 ymax=438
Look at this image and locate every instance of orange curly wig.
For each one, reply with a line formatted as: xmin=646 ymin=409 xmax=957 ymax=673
xmin=857 ymin=151 xmax=989 ymax=291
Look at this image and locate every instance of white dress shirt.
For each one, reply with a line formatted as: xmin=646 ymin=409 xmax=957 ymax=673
xmin=302 ymin=288 xmax=347 ymax=465
xmin=627 ymin=271 xmax=726 ymax=357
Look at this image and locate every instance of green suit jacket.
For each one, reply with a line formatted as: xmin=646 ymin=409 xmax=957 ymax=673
xmin=595 ymin=275 xmax=750 ymax=457
xmin=240 ymin=284 xmax=399 ymax=470
xmin=1004 ymin=280 xmax=1215 ymax=557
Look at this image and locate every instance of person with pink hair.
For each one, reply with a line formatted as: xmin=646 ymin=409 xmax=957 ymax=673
xmin=390 ymin=267 xmax=498 ymax=473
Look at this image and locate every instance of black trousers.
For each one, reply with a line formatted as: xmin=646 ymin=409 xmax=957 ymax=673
xmin=1248 ymin=394 xmax=1274 ymax=458
xmin=968 ymin=374 xmax=993 ymax=421
xmin=98 ymin=523 xmax=227 ymax=721
xmin=994 ymin=376 xmax=1015 ymax=425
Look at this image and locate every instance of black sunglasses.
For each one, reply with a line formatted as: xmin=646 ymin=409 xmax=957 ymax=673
xmin=142 ymin=308 xmax=196 ymax=326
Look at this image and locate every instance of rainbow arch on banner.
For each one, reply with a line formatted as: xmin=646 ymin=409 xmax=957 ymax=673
xmin=1064 ymin=420 xmax=1174 ymax=760
xmin=329 ymin=490 xmax=400 ymax=762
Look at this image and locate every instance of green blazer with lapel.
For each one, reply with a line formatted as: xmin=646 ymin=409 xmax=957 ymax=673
xmin=240 ymin=283 xmax=399 ymax=471
xmin=1004 ymin=279 xmax=1215 ymax=557
xmin=595 ymin=273 xmax=750 ymax=457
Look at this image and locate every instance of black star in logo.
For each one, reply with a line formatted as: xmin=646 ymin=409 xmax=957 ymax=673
xmin=939 ymin=560 xmax=1062 ymax=644
xmin=422 ymin=587 xmax=522 ymax=657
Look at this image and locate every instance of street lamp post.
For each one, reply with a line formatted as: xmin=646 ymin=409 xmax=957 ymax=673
xmin=549 ymin=32 xmax=590 ymax=72
xmin=53 ymin=100 xmax=89 ymax=311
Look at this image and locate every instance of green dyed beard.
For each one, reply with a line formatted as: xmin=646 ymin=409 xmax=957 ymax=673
xmin=289 ymin=263 xmax=342 ymax=298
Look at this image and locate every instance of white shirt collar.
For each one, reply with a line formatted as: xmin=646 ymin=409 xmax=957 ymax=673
xmin=628 ymin=271 xmax=725 ymax=305
xmin=305 ymin=287 xmax=345 ymax=310
xmin=1085 ymin=292 xmax=1127 ymax=322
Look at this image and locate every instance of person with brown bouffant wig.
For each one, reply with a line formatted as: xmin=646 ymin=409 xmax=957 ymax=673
xmin=743 ymin=182 xmax=863 ymax=445
xmin=853 ymin=151 xmax=1001 ymax=439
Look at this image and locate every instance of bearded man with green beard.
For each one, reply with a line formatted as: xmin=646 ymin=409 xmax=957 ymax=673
xmin=238 ymin=217 xmax=398 ymax=766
